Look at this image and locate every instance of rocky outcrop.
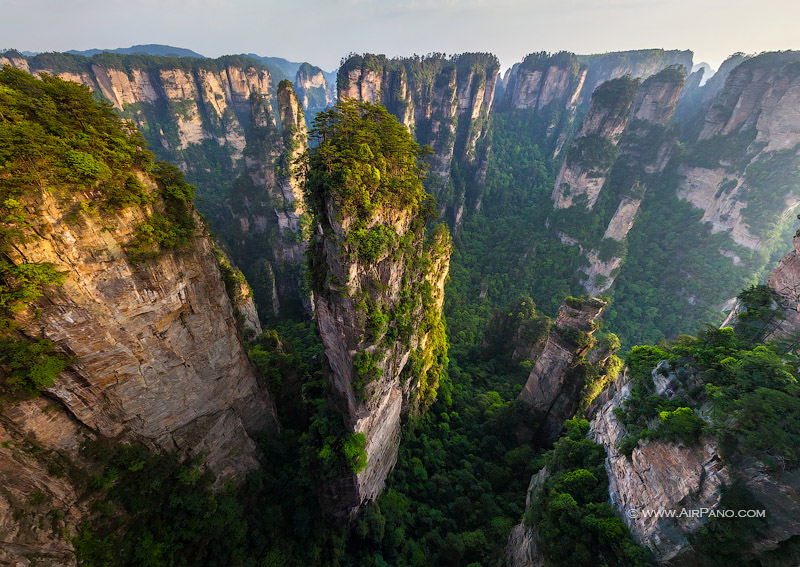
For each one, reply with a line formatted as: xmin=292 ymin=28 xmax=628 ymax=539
xmin=552 ymin=76 xmax=641 ymax=209
xmin=502 ymin=469 xmax=550 ymax=567
xmin=0 ymin=398 xmax=95 ymax=567
xmin=675 ymin=53 xmax=750 ymax=123
xmin=337 ymin=53 xmax=499 ymax=223
xmin=676 ymin=51 xmax=800 ymax=251
xmin=294 ymin=62 xmax=335 ymax=121
xmin=576 ymin=49 xmax=693 ymax=105
xmin=581 ymin=67 xmax=685 ymax=293
xmin=499 ymin=49 xmax=692 ymax=157
xmin=587 ymin=363 xmax=800 ymax=564
xmin=590 ymin=373 xmax=730 ymax=563
xmin=307 ymin=102 xmax=451 ymax=517
xmin=518 ymin=297 xmax=610 ymax=443
xmin=758 ymin=234 xmax=800 ymax=342
xmin=0 ymin=51 xmax=308 ymax=322
xmin=500 ymin=52 xmax=586 ymax=153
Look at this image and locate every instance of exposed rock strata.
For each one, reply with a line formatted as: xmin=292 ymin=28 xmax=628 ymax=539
xmin=307 ymin=105 xmax=451 ymax=516
xmin=0 ymin=52 xmax=309 ymax=320
xmin=5 ymin=180 xmax=278 ymax=481
xmin=551 ymin=67 xmax=685 ymax=294
xmin=552 ymin=76 xmax=641 ymax=210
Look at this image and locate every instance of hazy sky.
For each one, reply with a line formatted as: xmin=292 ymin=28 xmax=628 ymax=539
xmin=2 ymin=0 xmax=798 ymax=71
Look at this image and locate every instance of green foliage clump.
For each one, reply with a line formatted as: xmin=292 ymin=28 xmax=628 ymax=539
xmin=589 ymin=76 xmax=640 ymax=116
xmin=342 ymin=432 xmax=368 ymax=474
xmin=616 ymin=325 xmax=800 ymax=466
xmin=0 ymin=260 xmax=70 ymax=394
xmin=304 ymin=99 xmax=431 ymax=223
xmin=0 ymin=338 xmax=69 ymax=394
xmin=658 ymin=407 xmax=704 ymax=441
xmin=734 ymin=284 xmax=783 ymax=343
xmin=556 ymin=326 xmax=595 ymax=349
xmin=0 ymin=66 xmax=151 ymax=208
xmin=525 ymin=419 xmax=654 ymax=566
xmin=353 ymin=351 xmax=383 ymax=401
xmin=125 ymin=162 xmax=196 ymax=262
xmin=73 ymin=442 xmax=249 ymax=567
xmin=354 ymin=224 xmax=397 ymax=263
xmin=566 ymin=133 xmax=619 ymax=170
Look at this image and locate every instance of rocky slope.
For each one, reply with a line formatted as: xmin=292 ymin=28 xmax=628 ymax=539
xmin=0 ymin=50 xmax=310 ymax=322
xmin=306 ymin=100 xmax=451 ymax=516
xmin=337 ymin=53 xmax=499 ymax=225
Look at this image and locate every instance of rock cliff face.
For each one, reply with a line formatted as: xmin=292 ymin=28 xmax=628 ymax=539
xmin=585 ymin=364 xmax=800 ymax=564
xmin=676 ymin=51 xmax=800 ymax=252
xmin=590 ymin=372 xmax=730 ymax=563
xmin=306 ymin=101 xmax=451 ymax=516
xmin=0 ymin=397 xmax=95 ymax=567
xmin=337 ymin=53 xmax=499 ymax=224
xmin=0 ymin=69 xmax=279 ymax=563
xmin=0 ymin=51 xmax=309 ymax=322
xmin=5 ymin=181 xmax=277 ymax=481
xmin=500 ymin=49 xmax=692 ymax=156
xmin=675 ymin=53 xmax=750 ymax=123
xmin=551 ymin=76 xmax=641 ymax=210
xmin=224 ymin=79 xmax=310 ymax=320
xmin=518 ymin=297 xmax=613 ymax=444
xmin=500 ymin=52 xmax=586 ymax=152
xmin=294 ymin=62 xmax=335 ymax=122
xmin=576 ymin=49 xmax=692 ymax=105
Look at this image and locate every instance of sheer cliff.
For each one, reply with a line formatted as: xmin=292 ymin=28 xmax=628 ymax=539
xmin=676 ymin=51 xmax=800 ymax=252
xmin=337 ymin=53 xmax=499 ymax=225
xmin=0 ymin=69 xmax=277 ymax=563
xmin=305 ymin=100 xmax=451 ymax=516
xmin=500 ymin=49 xmax=692 ymax=155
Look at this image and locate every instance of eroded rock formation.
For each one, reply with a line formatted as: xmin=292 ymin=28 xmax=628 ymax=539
xmin=518 ymin=297 xmax=613 ymax=443
xmin=676 ymin=51 xmax=800 ymax=251
xmin=6 ymin=180 xmax=277 ymax=481
xmin=0 ymin=51 xmax=309 ymax=321
xmin=306 ymin=101 xmax=451 ymax=516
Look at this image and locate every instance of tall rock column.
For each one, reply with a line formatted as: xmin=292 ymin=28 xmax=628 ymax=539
xmin=580 ymin=66 xmax=686 ymax=294
xmin=305 ymin=100 xmax=451 ymax=517
xmin=518 ymin=296 xmax=620 ymax=444
xmin=337 ymin=53 xmax=499 ymax=225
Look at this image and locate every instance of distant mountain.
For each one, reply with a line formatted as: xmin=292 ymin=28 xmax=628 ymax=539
xmin=67 ymin=44 xmax=205 ymax=58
